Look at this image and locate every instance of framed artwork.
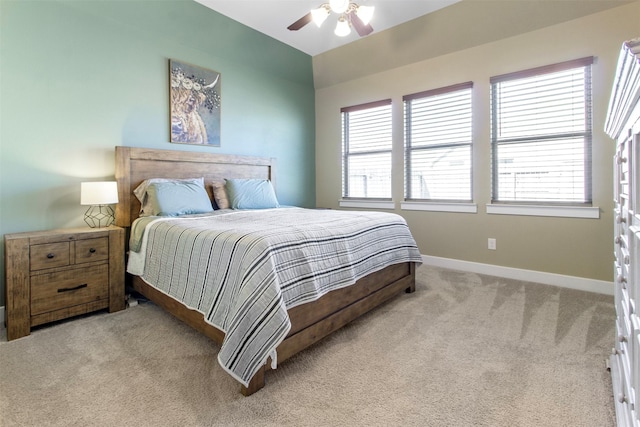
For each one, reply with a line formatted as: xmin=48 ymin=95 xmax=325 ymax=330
xmin=169 ymin=59 xmax=221 ymax=146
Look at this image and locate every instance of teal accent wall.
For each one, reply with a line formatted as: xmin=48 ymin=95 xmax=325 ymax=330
xmin=0 ymin=0 xmax=315 ymax=306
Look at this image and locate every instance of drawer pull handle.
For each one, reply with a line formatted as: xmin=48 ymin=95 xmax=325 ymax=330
xmin=89 ymin=248 xmax=96 ymax=253
xmin=57 ymin=283 xmax=88 ymax=293
xmin=47 ymin=253 xmax=55 ymax=259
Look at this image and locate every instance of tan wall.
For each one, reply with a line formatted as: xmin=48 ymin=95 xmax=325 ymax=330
xmin=314 ymin=2 xmax=640 ymax=282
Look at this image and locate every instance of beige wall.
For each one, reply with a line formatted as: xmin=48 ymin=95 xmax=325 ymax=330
xmin=314 ymin=2 xmax=640 ymax=282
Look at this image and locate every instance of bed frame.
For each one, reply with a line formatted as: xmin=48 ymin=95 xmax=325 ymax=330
xmin=114 ymin=146 xmax=417 ymax=395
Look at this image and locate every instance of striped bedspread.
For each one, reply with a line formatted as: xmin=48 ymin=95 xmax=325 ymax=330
xmin=129 ymin=207 xmax=422 ymax=386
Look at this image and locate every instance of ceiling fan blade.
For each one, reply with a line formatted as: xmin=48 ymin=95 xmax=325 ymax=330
xmin=288 ymin=12 xmax=313 ymax=31
xmin=350 ymin=12 xmax=373 ymax=37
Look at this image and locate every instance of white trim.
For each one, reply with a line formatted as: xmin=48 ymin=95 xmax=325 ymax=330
xmin=422 ymin=255 xmax=613 ymax=295
xmin=339 ymin=199 xmax=395 ymax=209
xmin=0 ymin=306 xmax=5 ymax=330
xmin=401 ymin=201 xmax=477 ymax=213
xmin=486 ymin=204 xmax=600 ymax=219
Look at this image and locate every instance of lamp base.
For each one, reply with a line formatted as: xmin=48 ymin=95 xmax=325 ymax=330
xmin=84 ymin=205 xmax=115 ymax=228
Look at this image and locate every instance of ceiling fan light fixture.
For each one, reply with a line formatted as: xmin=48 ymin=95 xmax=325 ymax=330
xmin=334 ymin=15 xmax=351 ymax=37
xmin=356 ymin=5 xmax=374 ymax=25
xmin=329 ymin=0 xmax=349 ymax=14
xmin=287 ymin=1 xmax=373 ymax=37
xmin=311 ymin=6 xmax=330 ymax=27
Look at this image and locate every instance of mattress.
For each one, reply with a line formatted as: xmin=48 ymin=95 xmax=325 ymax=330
xmin=127 ymin=207 xmax=422 ymax=386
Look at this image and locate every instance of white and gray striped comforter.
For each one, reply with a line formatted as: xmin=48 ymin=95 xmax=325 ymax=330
xmin=129 ymin=207 xmax=422 ymax=386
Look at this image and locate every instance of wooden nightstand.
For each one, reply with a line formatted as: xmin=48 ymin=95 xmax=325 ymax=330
xmin=4 ymin=226 xmax=125 ymax=340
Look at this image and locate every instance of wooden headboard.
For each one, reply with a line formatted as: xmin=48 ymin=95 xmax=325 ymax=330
xmin=114 ymin=146 xmax=276 ymax=228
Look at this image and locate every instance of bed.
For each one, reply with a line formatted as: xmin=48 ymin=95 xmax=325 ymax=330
xmin=114 ymin=146 xmax=421 ymax=395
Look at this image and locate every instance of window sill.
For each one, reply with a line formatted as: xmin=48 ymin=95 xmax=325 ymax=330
xmin=401 ymin=201 xmax=477 ymax=213
xmin=339 ymin=199 xmax=395 ymax=209
xmin=486 ymin=204 xmax=600 ymax=219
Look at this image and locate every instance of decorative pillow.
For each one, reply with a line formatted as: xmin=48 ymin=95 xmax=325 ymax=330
xmin=211 ymin=182 xmax=230 ymax=209
xmin=134 ymin=178 xmax=205 ymax=216
xmin=224 ymin=178 xmax=280 ymax=209
xmin=145 ymin=180 xmax=214 ymax=216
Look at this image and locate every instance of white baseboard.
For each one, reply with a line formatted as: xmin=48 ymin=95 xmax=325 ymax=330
xmin=422 ymin=255 xmax=613 ymax=296
xmin=0 ymin=306 xmax=5 ymax=330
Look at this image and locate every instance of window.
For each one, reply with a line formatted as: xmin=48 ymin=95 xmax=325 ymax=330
xmin=341 ymin=99 xmax=392 ymax=199
xmin=490 ymin=57 xmax=593 ymax=204
xmin=404 ymin=82 xmax=473 ymax=202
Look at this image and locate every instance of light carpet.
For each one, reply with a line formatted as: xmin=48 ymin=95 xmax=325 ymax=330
xmin=0 ymin=266 xmax=616 ymax=426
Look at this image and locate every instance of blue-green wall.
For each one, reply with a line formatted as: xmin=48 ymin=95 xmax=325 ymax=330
xmin=0 ymin=0 xmax=316 ymax=306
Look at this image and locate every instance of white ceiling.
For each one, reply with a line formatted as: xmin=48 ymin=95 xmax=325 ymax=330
xmin=195 ymin=0 xmax=462 ymax=56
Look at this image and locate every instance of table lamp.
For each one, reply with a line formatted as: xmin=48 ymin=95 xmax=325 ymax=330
xmin=80 ymin=181 xmax=118 ymax=228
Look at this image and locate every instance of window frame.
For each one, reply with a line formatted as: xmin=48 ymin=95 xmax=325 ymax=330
xmin=403 ymin=81 xmax=474 ymax=204
xmin=489 ymin=56 xmax=594 ymax=207
xmin=340 ymin=99 xmax=393 ymax=203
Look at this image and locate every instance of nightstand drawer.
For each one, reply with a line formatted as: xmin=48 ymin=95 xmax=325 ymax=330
xmin=30 ymin=242 xmax=70 ymax=271
xmin=75 ymin=237 xmax=108 ymax=263
xmin=30 ymin=264 xmax=109 ymax=315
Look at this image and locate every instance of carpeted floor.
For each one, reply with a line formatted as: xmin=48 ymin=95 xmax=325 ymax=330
xmin=0 ymin=266 xmax=616 ymax=426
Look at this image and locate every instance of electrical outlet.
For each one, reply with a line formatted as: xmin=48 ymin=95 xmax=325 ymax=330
xmin=488 ymin=238 xmax=497 ymax=250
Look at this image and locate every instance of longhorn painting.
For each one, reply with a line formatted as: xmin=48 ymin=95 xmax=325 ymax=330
xmin=169 ymin=59 xmax=221 ymax=146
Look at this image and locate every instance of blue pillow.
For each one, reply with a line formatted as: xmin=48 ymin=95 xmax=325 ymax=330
xmin=146 ymin=180 xmax=214 ymax=216
xmin=134 ymin=177 xmax=205 ymax=216
xmin=225 ymin=178 xmax=280 ymax=209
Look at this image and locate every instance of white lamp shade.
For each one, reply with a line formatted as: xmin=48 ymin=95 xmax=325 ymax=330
xmin=329 ymin=0 xmax=348 ymax=13
xmin=356 ymin=5 xmax=374 ymax=25
xmin=81 ymin=181 xmax=119 ymax=205
xmin=334 ymin=17 xmax=351 ymax=37
xmin=311 ymin=7 xmax=329 ymax=27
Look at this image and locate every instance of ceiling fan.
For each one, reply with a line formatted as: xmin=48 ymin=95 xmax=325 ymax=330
xmin=288 ymin=0 xmax=375 ymax=37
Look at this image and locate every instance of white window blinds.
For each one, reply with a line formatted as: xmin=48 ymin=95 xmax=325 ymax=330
xmin=490 ymin=57 xmax=593 ymax=204
xmin=404 ymin=82 xmax=473 ymax=201
xmin=341 ymin=100 xmax=392 ymax=199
